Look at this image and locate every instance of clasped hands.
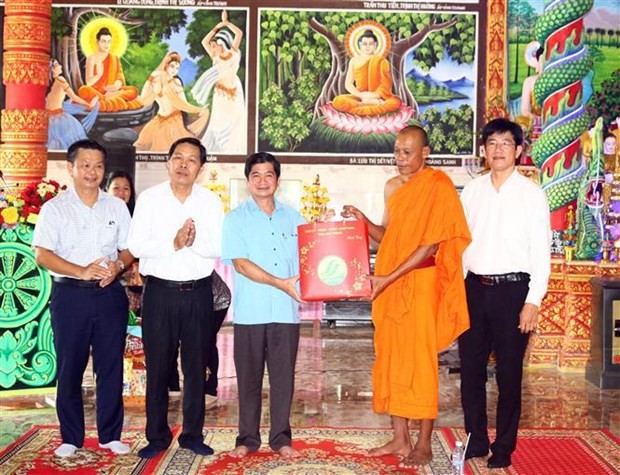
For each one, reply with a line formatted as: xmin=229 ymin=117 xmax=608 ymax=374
xmin=174 ymin=218 xmax=196 ymax=251
xmin=80 ymin=258 xmax=124 ymax=287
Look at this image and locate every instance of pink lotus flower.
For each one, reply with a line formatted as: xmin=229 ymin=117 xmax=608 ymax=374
xmin=320 ymin=103 xmax=416 ymax=135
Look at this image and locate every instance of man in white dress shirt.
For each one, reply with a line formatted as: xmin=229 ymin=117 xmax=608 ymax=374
xmin=33 ymin=139 xmax=133 ymax=458
xmin=128 ymin=137 xmax=224 ymax=458
xmin=459 ymin=118 xmax=551 ymax=469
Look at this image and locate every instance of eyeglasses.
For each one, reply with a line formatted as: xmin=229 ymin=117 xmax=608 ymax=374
xmin=485 ymin=140 xmax=516 ymax=149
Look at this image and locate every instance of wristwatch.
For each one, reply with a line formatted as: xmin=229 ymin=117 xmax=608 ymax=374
xmin=117 ymin=259 xmax=126 ymax=272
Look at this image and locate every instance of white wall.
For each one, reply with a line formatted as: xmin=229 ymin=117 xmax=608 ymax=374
xmin=46 ymin=160 xmax=473 ymax=226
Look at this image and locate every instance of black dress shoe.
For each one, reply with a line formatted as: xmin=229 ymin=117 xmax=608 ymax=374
xmin=179 ymin=440 xmax=214 ymax=456
xmin=137 ymin=442 xmax=168 ymax=459
xmin=465 ymin=447 xmax=489 ymax=460
xmin=487 ymin=453 xmax=512 ymax=468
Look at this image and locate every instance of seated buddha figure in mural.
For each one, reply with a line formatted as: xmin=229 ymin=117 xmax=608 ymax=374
xmin=78 ymin=27 xmax=142 ymax=112
xmin=332 ymin=29 xmax=401 ymax=116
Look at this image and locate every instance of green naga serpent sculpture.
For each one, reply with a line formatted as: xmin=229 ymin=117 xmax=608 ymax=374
xmin=575 ymin=118 xmax=605 ymax=259
xmin=531 ymin=0 xmax=593 ymax=254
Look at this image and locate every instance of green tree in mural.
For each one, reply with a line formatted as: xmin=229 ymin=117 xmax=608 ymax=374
xmin=586 ymin=69 xmax=620 ymax=127
xmin=127 ymin=9 xmax=187 ymax=45
xmin=259 ymin=75 xmax=321 ymax=152
xmin=257 ymin=11 xmax=476 ymax=152
xmin=508 ymin=0 xmax=538 ymax=83
xmin=258 ymin=11 xmax=331 ymax=98
xmin=50 ymin=8 xmax=71 ymax=61
xmin=123 ymin=37 xmax=169 ymax=90
xmin=309 ymin=12 xmax=475 ymax=116
xmin=422 ymin=104 xmax=474 ymax=154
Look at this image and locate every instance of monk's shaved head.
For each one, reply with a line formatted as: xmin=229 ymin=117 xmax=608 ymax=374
xmin=398 ymin=125 xmax=430 ymax=147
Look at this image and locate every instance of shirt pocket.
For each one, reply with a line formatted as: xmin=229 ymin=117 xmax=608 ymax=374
xmin=99 ymin=223 xmax=119 ymax=256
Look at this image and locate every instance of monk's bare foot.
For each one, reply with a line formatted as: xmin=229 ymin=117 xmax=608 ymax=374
xmin=229 ymin=445 xmax=249 ymax=458
xmin=278 ymin=446 xmax=300 ymax=459
xmin=400 ymin=445 xmax=432 ymax=468
xmin=368 ymin=439 xmax=412 ymax=458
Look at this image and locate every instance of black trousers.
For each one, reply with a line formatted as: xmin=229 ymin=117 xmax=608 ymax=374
xmin=142 ymin=276 xmax=214 ymax=447
xmin=169 ymin=306 xmax=229 ymax=395
xmin=458 ymin=275 xmax=530 ymax=456
xmin=50 ymin=281 xmax=128 ymax=447
xmin=234 ymin=323 xmax=300 ymax=452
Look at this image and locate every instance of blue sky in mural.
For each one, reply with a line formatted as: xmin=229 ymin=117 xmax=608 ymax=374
xmin=407 ymin=49 xmax=475 ymax=83
xmin=167 ymin=9 xmax=193 ymax=60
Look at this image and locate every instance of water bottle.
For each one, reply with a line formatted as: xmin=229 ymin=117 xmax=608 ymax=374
xmin=451 ymin=440 xmax=464 ymax=475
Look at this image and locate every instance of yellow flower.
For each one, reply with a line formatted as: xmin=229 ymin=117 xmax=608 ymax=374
xmin=26 ymin=213 xmax=39 ymax=225
xmin=2 ymin=206 xmax=19 ymax=224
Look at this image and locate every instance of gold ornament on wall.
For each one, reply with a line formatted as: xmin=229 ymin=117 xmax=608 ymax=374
xmin=4 ymin=16 xmax=51 ymax=50
xmin=0 ymin=145 xmax=47 ymax=189
xmin=4 ymin=0 xmax=52 ymax=17
xmin=1 ymin=109 xmax=49 ymax=143
xmin=485 ymin=0 xmax=508 ymax=118
xmin=2 ymin=52 xmax=49 ymax=86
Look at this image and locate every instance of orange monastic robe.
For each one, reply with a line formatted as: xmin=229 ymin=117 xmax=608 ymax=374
xmin=333 ymin=55 xmax=402 ymax=116
xmin=78 ymin=54 xmax=141 ymax=112
xmin=372 ymin=168 xmax=471 ymax=420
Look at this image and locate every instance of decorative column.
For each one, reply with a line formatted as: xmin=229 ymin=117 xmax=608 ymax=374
xmin=531 ymin=0 xmax=593 ymax=254
xmin=0 ymin=0 xmax=56 ymax=395
xmin=0 ymin=0 xmax=51 ymax=189
xmin=485 ymin=0 xmax=508 ymax=119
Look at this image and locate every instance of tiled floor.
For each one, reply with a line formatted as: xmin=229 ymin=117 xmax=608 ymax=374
xmin=1 ymin=323 xmax=618 ymax=451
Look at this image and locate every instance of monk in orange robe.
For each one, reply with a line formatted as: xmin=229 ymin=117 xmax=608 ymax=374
xmin=78 ymin=27 xmax=141 ymax=113
xmin=342 ymin=125 xmax=470 ymax=468
xmin=332 ymin=29 xmax=401 ymax=116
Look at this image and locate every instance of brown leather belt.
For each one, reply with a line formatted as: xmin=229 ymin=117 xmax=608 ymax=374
xmin=468 ymin=272 xmax=530 ymax=286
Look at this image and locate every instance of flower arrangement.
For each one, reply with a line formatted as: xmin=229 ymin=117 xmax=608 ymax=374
xmin=0 ymin=178 xmax=66 ymax=228
xmin=301 ymin=175 xmax=330 ymax=223
xmin=203 ymin=168 xmax=230 ymax=213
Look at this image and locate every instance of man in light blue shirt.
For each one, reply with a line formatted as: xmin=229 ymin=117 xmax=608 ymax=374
xmin=223 ymin=152 xmax=305 ymax=459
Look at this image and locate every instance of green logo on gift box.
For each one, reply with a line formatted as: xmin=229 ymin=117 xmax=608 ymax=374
xmin=317 ymin=255 xmax=348 ymax=286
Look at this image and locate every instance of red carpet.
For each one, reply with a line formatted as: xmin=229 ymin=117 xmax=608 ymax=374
xmin=1 ymin=426 xmax=618 ymax=474
xmin=0 ymin=425 xmax=171 ymax=474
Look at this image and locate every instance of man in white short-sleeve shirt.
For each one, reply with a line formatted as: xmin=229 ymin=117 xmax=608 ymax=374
xmin=33 ymin=139 xmax=133 ymax=458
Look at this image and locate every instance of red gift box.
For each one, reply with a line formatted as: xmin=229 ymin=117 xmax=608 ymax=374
xmin=298 ymin=220 xmax=371 ymax=301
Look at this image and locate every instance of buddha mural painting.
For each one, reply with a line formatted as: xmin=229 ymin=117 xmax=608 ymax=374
xmin=332 ymin=26 xmax=402 ymax=117
xmin=77 ymin=18 xmax=142 ymax=112
xmin=317 ymin=20 xmax=417 ymax=139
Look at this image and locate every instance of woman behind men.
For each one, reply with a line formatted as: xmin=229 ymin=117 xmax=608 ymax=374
xmin=106 ymin=170 xmax=136 ymax=215
xmin=135 ymin=52 xmax=209 ymax=152
xmin=105 ymin=171 xmax=143 ymax=396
